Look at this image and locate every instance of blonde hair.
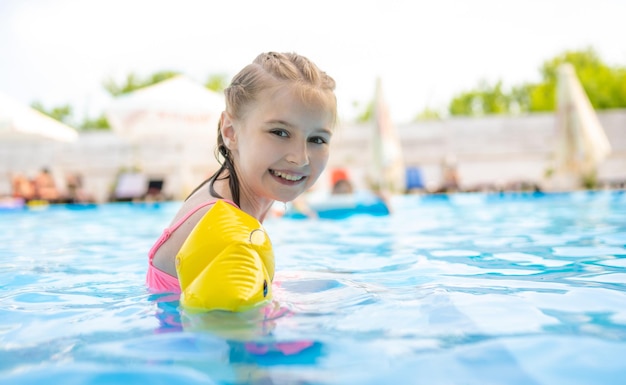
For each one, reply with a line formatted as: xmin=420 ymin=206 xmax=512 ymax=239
xmin=226 ymin=52 xmax=336 ymax=122
xmin=188 ymin=52 xmax=337 ymax=205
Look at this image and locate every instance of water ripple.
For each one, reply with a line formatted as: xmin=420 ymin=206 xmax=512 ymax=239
xmin=1 ymin=194 xmax=625 ymax=384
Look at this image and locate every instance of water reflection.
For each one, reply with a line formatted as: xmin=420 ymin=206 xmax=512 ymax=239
xmin=149 ymin=293 xmax=324 ymax=384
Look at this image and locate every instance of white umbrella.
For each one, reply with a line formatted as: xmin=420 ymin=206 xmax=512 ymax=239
xmin=551 ymin=63 xmax=612 ymax=188
xmin=367 ymin=77 xmax=406 ymax=194
xmin=0 ymin=93 xmax=78 ymax=199
xmin=105 ymin=75 xmax=225 ymax=199
xmin=105 ymin=75 xmax=224 ymax=143
xmin=0 ymin=92 xmax=79 ymax=142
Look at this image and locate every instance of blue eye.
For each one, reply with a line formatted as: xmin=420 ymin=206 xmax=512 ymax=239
xmin=309 ymin=136 xmax=328 ymax=145
xmin=263 ymin=280 xmax=268 ymax=297
xmin=271 ymin=129 xmax=288 ymax=137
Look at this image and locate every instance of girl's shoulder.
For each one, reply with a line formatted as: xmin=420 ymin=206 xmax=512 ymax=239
xmin=169 ymin=192 xmax=219 ymax=226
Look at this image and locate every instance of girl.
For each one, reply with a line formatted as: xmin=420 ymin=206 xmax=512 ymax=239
xmin=147 ymin=52 xmax=337 ymax=293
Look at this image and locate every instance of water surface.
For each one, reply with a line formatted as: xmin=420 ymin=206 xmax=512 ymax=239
xmin=0 ymin=191 xmax=625 ymax=384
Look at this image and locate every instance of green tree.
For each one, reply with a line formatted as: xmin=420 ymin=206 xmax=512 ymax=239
xmin=31 ymin=101 xmax=76 ymax=127
xmin=102 ymin=70 xmax=181 ymax=96
xmin=205 ymin=74 xmax=229 ymax=93
xmin=449 ymin=90 xmax=477 ymax=116
xmin=355 ymin=100 xmax=374 ymax=123
xmin=414 ymin=106 xmax=441 ymax=121
xmin=449 ymin=81 xmax=512 ymax=116
xmin=80 ymin=114 xmax=110 ymax=130
xmin=530 ymin=47 xmax=626 ymax=111
xmin=31 ymin=101 xmax=110 ymax=130
xmin=447 ymin=47 xmax=626 ymax=116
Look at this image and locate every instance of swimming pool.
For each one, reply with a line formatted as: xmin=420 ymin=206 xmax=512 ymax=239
xmin=1 ymin=191 xmax=625 ymax=384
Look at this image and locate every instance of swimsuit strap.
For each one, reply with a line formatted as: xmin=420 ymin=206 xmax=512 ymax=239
xmin=169 ymin=198 xmax=239 ymax=231
xmin=169 ymin=199 xmax=217 ymax=231
xmin=148 ymin=198 xmax=238 ymax=261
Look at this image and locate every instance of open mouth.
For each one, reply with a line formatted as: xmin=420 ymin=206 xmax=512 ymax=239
xmin=270 ymin=170 xmax=305 ymax=182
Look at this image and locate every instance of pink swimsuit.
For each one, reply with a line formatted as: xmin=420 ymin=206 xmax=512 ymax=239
xmin=146 ymin=199 xmax=238 ymax=293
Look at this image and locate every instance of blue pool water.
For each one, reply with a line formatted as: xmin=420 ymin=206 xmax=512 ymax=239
xmin=1 ymin=191 xmax=625 ymax=384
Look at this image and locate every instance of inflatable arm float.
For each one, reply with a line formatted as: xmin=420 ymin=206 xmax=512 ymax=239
xmin=175 ymin=200 xmax=275 ymax=312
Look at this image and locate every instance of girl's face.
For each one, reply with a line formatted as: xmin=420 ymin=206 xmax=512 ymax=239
xmin=222 ymin=86 xmax=334 ymax=205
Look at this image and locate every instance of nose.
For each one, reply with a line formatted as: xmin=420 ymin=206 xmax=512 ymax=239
xmin=286 ymin=140 xmax=309 ymax=167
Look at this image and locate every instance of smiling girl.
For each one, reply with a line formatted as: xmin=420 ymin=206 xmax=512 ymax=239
xmin=147 ymin=52 xmax=337 ymax=293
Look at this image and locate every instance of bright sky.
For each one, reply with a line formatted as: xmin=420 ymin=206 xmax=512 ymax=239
xmin=1 ymin=0 xmax=625 ymax=124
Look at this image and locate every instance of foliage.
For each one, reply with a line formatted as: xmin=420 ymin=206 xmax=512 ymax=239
xmin=447 ymin=47 xmax=626 ymax=116
xmin=102 ymin=70 xmax=181 ymax=96
xmin=205 ymin=74 xmax=229 ymax=93
xmin=448 ymin=80 xmax=511 ymax=116
xmin=414 ymin=107 xmax=442 ymax=121
xmin=356 ymin=100 xmax=374 ymax=123
xmin=32 ymin=101 xmax=110 ymax=130
xmin=80 ymin=114 xmax=110 ymax=130
xmin=31 ymin=101 xmax=75 ymax=127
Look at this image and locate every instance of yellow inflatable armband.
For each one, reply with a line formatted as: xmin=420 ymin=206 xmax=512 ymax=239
xmin=175 ymin=200 xmax=275 ymax=312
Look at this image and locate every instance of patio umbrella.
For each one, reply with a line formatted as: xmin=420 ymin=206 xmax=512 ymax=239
xmin=0 ymin=92 xmax=79 ymax=142
xmin=106 ymin=75 xmax=224 ymax=142
xmin=105 ymin=75 xmax=225 ymax=198
xmin=367 ymin=77 xmax=406 ymax=194
xmin=0 ymin=93 xmax=79 ymax=199
xmin=551 ymin=63 xmax=612 ymax=188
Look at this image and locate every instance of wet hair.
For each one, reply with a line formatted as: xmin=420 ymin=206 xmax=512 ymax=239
xmin=186 ymin=52 xmax=337 ymax=206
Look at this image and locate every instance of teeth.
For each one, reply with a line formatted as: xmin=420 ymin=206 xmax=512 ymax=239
xmin=272 ymin=170 xmax=304 ymax=181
